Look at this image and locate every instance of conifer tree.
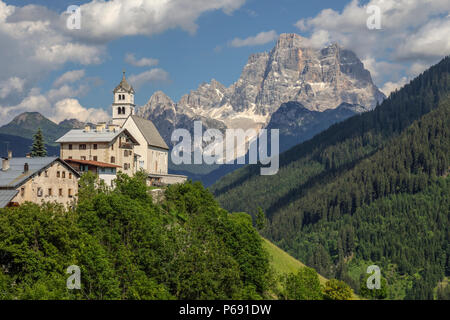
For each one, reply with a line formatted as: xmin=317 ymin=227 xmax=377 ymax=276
xmin=30 ymin=128 xmax=47 ymax=157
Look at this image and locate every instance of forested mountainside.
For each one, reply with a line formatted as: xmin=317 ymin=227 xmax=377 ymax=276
xmin=211 ymin=56 xmax=450 ymax=299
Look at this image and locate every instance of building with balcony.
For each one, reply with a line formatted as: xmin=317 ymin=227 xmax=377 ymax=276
xmin=56 ymin=124 xmax=140 ymax=177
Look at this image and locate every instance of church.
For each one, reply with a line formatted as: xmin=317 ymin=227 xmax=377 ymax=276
xmin=56 ymin=72 xmax=186 ymax=186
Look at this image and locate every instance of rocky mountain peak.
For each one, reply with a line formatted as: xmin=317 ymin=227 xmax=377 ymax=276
xmin=138 ymin=32 xmax=385 ymax=154
xmin=275 ymin=33 xmax=308 ymax=49
xmin=147 ymin=90 xmax=175 ymax=107
xmin=12 ymin=112 xmax=46 ymax=124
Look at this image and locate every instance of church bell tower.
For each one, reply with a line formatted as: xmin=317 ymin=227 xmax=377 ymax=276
xmin=112 ymin=70 xmax=135 ymax=127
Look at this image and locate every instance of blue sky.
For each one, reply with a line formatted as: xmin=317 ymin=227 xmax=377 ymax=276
xmin=6 ymin=0 xmax=349 ymax=106
xmin=0 ymin=0 xmax=449 ymax=124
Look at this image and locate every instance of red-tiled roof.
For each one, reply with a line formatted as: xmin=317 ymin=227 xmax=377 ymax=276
xmin=65 ymin=159 xmax=121 ymax=168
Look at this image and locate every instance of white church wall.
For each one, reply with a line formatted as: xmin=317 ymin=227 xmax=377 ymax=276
xmin=122 ymin=117 xmax=148 ymax=173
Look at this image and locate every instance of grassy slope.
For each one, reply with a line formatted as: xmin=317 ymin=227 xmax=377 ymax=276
xmin=262 ymin=238 xmax=326 ymax=284
xmin=262 ymin=238 xmax=360 ymax=299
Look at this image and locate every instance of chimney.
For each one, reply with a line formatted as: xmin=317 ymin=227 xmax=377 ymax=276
xmin=84 ymin=125 xmax=91 ymax=132
xmin=96 ymin=123 xmax=106 ymax=132
xmin=2 ymin=158 xmax=9 ymax=171
xmin=24 ymin=163 xmax=29 ymax=173
xmin=108 ymin=124 xmax=119 ymax=132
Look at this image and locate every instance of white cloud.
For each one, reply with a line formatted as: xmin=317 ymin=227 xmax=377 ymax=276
xmin=295 ymin=0 xmax=450 ymax=88
xmin=51 ymin=99 xmax=109 ymax=124
xmin=128 ymin=69 xmax=170 ymax=89
xmin=74 ymin=0 xmax=247 ymax=41
xmin=0 ymin=1 xmax=105 ymax=88
xmin=53 ymin=69 xmax=85 ymax=87
xmin=47 ymin=84 xmax=90 ymax=103
xmin=409 ymin=62 xmax=429 ymax=76
xmin=0 ymin=77 xmax=25 ymax=99
xmin=229 ymin=30 xmax=278 ymax=47
xmin=125 ymin=53 xmax=159 ymax=67
xmin=381 ymin=77 xmax=409 ymax=96
xmin=0 ymin=89 xmax=108 ymax=126
xmin=0 ymin=70 xmax=100 ymax=126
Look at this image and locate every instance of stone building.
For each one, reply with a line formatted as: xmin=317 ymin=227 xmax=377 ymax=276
xmin=0 ymin=153 xmax=80 ymax=208
xmin=64 ymin=158 xmax=120 ymax=187
xmin=56 ymin=124 xmax=139 ymax=177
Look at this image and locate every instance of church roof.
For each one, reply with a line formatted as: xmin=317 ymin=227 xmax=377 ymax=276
xmin=56 ymin=128 xmax=139 ymax=145
xmin=113 ymin=71 xmax=135 ymax=94
xmin=130 ymin=115 xmax=169 ymax=150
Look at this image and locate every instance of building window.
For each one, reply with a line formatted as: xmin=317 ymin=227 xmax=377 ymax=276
xmin=57 ymin=171 xmax=60 ymax=178
xmin=37 ymin=188 xmax=43 ymax=197
xmin=69 ymin=144 xmax=73 ymax=150
xmin=123 ymin=163 xmax=128 ymax=170
xmin=45 ymin=170 xmax=48 ymax=177
xmin=68 ymin=189 xmax=73 ymax=198
xmin=93 ymin=156 xmax=98 ymax=161
xmin=81 ymin=156 xmax=86 ymax=161
xmin=118 ymin=107 xmax=122 ymax=114
xmin=62 ymin=171 xmax=66 ymax=178
xmin=111 ymin=144 xmax=114 ymax=151
xmin=124 ymin=150 xmax=128 ymax=157
xmin=20 ymin=187 xmax=25 ymax=197
xmin=48 ymin=188 xmax=52 ymax=196
xmin=79 ymin=144 xmax=87 ymax=150
xmin=69 ymin=173 xmax=72 ymax=179
xmin=68 ymin=156 xmax=73 ymax=160
xmin=111 ymin=156 xmax=115 ymax=164
xmin=59 ymin=189 xmax=63 ymax=196
xmin=93 ymin=144 xmax=98 ymax=150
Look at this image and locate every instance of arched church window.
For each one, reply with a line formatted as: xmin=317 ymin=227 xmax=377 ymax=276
xmin=118 ymin=107 xmax=122 ymax=115
xmin=121 ymin=107 xmax=126 ymax=114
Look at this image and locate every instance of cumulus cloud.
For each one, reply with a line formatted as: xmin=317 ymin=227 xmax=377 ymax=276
xmin=229 ymin=30 xmax=278 ymax=47
xmin=53 ymin=69 xmax=85 ymax=87
xmin=0 ymin=89 xmax=108 ymax=126
xmin=0 ymin=1 xmax=105 ymax=83
xmin=73 ymin=0 xmax=247 ymax=41
xmin=0 ymin=77 xmax=26 ymax=99
xmin=125 ymin=53 xmax=159 ymax=67
xmin=381 ymin=77 xmax=409 ymax=97
xmin=128 ymin=69 xmax=171 ymax=89
xmin=0 ymin=69 xmax=103 ymax=126
xmin=51 ymin=99 xmax=109 ymax=124
xmin=295 ymin=0 xmax=450 ymax=90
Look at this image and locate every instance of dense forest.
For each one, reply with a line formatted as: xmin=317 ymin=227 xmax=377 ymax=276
xmin=0 ymin=172 xmax=354 ymax=300
xmin=211 ymin=56 xmax=450 ymax=299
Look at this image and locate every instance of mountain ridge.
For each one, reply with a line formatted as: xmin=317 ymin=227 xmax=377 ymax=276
xmin=139 ymin=33 xmax=385 ymax=152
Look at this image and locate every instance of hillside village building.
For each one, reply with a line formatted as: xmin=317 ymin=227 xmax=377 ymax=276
xmin=56 ymin=72 xmax=186 ymax=186
xmin=56 ymin=124 xmax=139 ymax=180
xmin=0 ymin=152 xmax=80 ymax=208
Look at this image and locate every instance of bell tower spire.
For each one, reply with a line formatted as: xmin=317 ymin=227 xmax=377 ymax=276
xmin=112 ymin=70 xmax=136 ymax=127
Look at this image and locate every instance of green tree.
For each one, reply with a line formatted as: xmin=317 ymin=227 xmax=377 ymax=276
xmin=255 ymin=207 xmax=267 ymax=231
xmin=30 ymin=127 xmax=47 ymax=157
xmin=323 ymin=279 xmax=353 ymax=300
xmin=359 ymin=273 xmax=388 ymax=300
xmin=281 ymin=267 xmax=323 ymax=300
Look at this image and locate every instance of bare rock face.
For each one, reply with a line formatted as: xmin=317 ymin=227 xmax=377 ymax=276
xmin=139 ymin=33 xmax=385 ymax=153
xmin=138 ymin=91 xmax=178 ymax=147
